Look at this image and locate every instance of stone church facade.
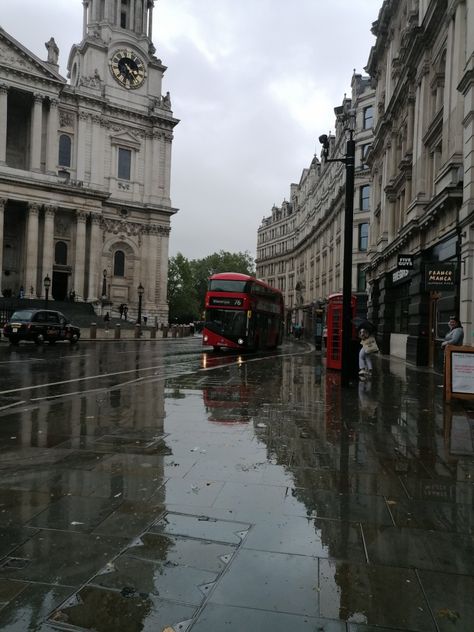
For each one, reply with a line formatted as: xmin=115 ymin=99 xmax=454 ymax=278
xmin=0 ymin=0 xmax=178 ymax=321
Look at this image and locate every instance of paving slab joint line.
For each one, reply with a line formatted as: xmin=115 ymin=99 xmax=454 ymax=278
xmin=414 ymin=567 xmax=440 ymax=632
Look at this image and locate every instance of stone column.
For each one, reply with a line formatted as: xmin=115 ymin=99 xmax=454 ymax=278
xmin=0 ymin=84 xmax=8 ymax=165
xmin=90 ymin=115 xmax=104 ymax=187
xmin=115 ymin=0 xmax=120 ymax=26
xmin=74 ymin=211 xmax=87 ymax=300
xmin=158 ymin=227 xmax=170 ymax=308
xmin=41 ymin=206 xmax=56 ymax=297
xmin=0 ymin=199 xmax=6 ymax=282
xmin=46 ymin=98 xmax=59 ymax=174
xmin=148 ymin=1 xmax=153 ymax=39
xmin=147 ymin=226 xmax=158 ymax=306
xmin=87 ymin=213 xmax=101 ymax=300
xmin=129 ymin=0 xmax=135 ymax=31
xmin=25 ymin=203 xmax=40 ymax=294
xmin=30 ymin=94 xmax=43 ymax=172
xmin=83 ymin=0 xmax=89 ymax=37
xmin=163 ymin=133 xmax=173 ymax=204
xmin=76 ymin=111 xmax=88 ymax=181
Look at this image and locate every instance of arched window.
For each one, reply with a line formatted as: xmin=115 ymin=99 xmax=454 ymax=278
xmin=58 ymin=135 xmax=71 ymax=167
xmin=55 ymin=241 xmax=68 ymax=265
xmin=114 ymin=250 xmax=125 ymax=277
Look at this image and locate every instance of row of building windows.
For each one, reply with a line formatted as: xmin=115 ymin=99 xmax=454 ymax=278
xmin=53 ymin=240 xmax=126 ymax=277
xmin=58 ymin=134 xmax=132 ymax=181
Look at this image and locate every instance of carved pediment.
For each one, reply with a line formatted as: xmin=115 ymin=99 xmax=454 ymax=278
xmin=0 ymin=28 xmax=65 ymax=83
xmin=109 ymin=131 xmax=142 ymax=149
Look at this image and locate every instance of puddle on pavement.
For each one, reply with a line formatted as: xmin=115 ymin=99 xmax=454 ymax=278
xmin=0 ymin=343 xmax=473 ymax=630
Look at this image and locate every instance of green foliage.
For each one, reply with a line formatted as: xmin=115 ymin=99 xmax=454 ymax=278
xmin=167 ymin=250 xmax=255 ymax=323
xmin=167 ymin=253 xmax=200 ymax=323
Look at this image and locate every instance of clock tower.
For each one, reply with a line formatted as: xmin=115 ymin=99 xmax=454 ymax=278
xmin=61 ymin=0 xmax=179 ymax=323
xmin=68 ymin=0 xmax=166 ymax=105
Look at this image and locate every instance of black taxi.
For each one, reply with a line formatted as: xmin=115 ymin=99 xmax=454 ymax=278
xmin=3 ymin=309 xmax=81 ymax=345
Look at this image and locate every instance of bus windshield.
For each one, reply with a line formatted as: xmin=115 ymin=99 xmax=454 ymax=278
xmin=208 ymin=279 xmax=248 ymax=293
xmin=206 ymin=309 xmax=246 ymax=337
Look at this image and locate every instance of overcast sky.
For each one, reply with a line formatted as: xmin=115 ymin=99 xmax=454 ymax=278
xmin=2 ymin=0 xmax=378 ymax=261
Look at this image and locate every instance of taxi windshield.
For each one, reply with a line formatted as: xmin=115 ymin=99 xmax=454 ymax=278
xmin=10 ymin=310 xmax=35 ymax=322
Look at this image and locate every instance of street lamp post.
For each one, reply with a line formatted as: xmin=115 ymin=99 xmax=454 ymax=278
xmin=319 ymin=110 xmax=356 ymax=387
xmin=101 ymin=269 xmax=107 ymax=299
xmin=137 ymin=283 xmax=144 ymax=325
xmin=44 ymin=274 xmax=51 ymax=309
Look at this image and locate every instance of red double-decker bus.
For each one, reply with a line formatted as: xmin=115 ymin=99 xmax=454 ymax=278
xmin=203 ymin=272 xmax=284 ymax=351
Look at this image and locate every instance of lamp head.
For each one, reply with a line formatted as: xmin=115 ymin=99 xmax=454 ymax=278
xmin=43 ymin=275 xmax=51 ymax=289
xmin=137 ymin=283 xmax=144 ymax=296
xmin=318 ymin=134 xmax=329 ymax=147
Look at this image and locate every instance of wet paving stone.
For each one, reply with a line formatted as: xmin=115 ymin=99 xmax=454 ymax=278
xmin=385 ymin=495 xmax=474 ymax=533
xmin=242 ymin=515 xmax=366 ymax=562
xmin=159 ymin=477 xmax=225 ymax=507
xmin=212 ymin=480 xmax=288 ymax=513
xmin=0 ymin=526 xmax=37 ymax=559
xmin=209 ymin=549 xmax=319 ymax=616
xmin=362 ymin=524 xmax=474 ymax=574
xmin=191 ymin=603 xmax=344 ymax=632
xmin=0 ymin=530 xmax=128 ymax=586
xmin=151 ymin=512 xmax=249 ymax=544
xmin=92 ymin=555 xmax=217 ymax=604
xmin=48 ymin=585 xmax=196 ymax=632
xmin=0 ymin=583 xmax=72 ymax=631
xmin=319 ymin=559 xmax=432 ymax=630
xmin=126 ymin=532 xmax=236 ymax=572
xmin=92 ymin=501 xmax=166 ymax=538
xmin=418 ymin=569 xmax=474 ymax=632
xmin=0 ymin=489 xmax=55 ymax=527
xmin=283 ymin=487 xmax=394 ymax=526
xmin=27 ymin=495 xmax=123 ymax=533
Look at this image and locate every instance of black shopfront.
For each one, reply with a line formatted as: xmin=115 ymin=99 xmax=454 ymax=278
xmin=370 ymin=233 xmax=460 ymax=368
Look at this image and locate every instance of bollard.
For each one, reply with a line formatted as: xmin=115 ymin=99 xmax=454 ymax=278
xmin=90 ymin=323 xmax=97 ymax=339
xmin=134 ymin=324 xmax=141 ymax=338
xmin=114 ymin=324 xmax=121 ymax=339
xmin=184 ymin=325 xmax=190 ymax=337
xmin=171 ymin=326 xmax=177 ymax=338
xmin=150 ymin=326 xmax=157 ymax=339
xmin=163 ymin=326 xmax=168 ymax=338
xmin=178 ymin=325 xmax=184 ymax=338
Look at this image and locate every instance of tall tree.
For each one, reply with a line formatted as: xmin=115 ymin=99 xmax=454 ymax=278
xmin=167 ymin=253 xmax=200 ymax=323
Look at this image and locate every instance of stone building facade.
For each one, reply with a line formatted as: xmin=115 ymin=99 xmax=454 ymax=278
xmin=365 ymin=0 xmax=474 ymax=368
xmin=0 ymin=0 xmax=178 ymax=321
xmin=256 ymin=74 xmax=375 ymax=333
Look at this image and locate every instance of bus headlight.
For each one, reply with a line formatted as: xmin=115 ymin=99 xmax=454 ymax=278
xmin=237 ymin=338 xmax=244 ymax=345
xmin=203 ymin=335 xmax=208 ymax=342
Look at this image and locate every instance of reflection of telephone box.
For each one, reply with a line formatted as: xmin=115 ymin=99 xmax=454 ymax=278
xmin=326 ymin=293 xmax=356 ymax=370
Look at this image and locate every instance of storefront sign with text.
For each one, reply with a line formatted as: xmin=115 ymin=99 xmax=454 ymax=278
xmin=424 ymin=262 xmax=455 ymax=290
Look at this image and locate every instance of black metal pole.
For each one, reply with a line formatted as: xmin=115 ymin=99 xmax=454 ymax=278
xmin=137 ymin=294 xmax=142 ymax=325
xmin=45 ymin=288 xmax=49 ymax=310
xmin=341 ymin=135 xmax=355 ymax=387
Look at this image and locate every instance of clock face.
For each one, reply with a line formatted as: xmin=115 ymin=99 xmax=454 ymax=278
xmin=110 ymin=49 xmax=146 ymax=89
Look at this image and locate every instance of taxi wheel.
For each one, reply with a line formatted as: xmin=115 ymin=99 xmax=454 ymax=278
xmin=35 ymin=335 xmax=44 ymax=345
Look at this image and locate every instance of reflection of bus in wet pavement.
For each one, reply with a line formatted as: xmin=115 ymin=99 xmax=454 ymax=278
xmin=203 ymin=384 xmax=252 ymax=424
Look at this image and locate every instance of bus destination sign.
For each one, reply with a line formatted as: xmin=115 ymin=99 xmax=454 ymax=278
xmin=209 ymin=297 xmax=244 ymax=307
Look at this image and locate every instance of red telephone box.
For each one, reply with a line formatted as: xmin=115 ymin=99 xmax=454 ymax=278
xmin=326 ymin=293 xmax=357 ymax=370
